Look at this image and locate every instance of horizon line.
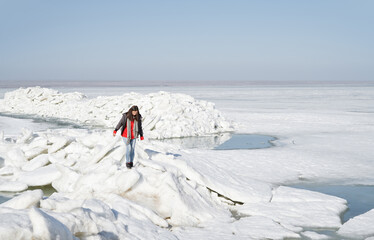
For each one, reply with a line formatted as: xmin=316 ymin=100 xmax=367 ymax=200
xmin=1 ymin=80 xmax=373 ymax=88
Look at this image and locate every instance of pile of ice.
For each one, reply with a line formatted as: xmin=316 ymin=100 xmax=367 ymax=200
xmin=0 ymin=128 xmax=353 ymax=239
xmin=0 ymin=87 xmax=234 ymax=139
xmin=0 ymin=128 xmax=229 ymax=239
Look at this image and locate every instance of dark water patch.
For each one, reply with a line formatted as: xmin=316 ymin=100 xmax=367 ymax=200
xmin=0 ymin=112 xmax=87 ymax=130
xmin=0 ymin=184 xmax=57 ymax=204
xmin=0 ymin=194 xmax=11 ymax=204
xmin=214 ymin=134 xmax=276 ymax=150
xmin=151 ymin=133 xmax=233 ymax=149
xmin=152 ymin=133 xmax=277 ymax=150
xmin=28 ymin=184 xmax=57 ymax=197
xmin=290 ymin=184 xmax=374 ymax=223
xmin=0 ymin=190 xmax=19 ymax=204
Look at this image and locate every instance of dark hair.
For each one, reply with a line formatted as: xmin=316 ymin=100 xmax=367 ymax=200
xmin=126 ymin=105 xmax=140 ymax=121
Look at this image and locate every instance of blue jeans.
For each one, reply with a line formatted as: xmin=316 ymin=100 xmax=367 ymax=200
xmin=123 ymin=138 xmax=136 ymax=163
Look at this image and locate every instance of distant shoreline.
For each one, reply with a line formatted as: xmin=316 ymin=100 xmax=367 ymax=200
xmin=1 ymin=80 xmax=374 ymax=88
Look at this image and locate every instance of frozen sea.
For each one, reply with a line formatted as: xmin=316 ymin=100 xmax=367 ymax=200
xmin=0 ymin=82 xmax=374 ymax=239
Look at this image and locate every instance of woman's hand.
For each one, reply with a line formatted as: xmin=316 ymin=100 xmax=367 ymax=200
xmin=140 ymin=136 xmax=144 ymax=140
xmin=113 ymin=131 xmax=117 ymax=137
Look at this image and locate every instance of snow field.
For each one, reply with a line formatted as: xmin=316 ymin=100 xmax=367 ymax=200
xmin=1 ymin=86 xmax=374 ymax=239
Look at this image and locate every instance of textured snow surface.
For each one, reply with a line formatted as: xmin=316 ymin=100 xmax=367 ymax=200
xmin=1 ymin=85 xmax=374 ymax=239
xmin=0 ymin=128 xmax=227 ymax=239
xmin=0 ymin=126 xmax=349 ymax=239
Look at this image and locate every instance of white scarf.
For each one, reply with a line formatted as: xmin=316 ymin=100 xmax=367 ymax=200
xmin=126 ymin=118 xmax=138 ymax=145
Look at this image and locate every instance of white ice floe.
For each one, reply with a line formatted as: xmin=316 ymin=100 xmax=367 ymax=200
xmin=231 ymin=216 xmax=301 ymax=239
xmin=48 ymin=136 xmax=69 ymax=154
xmin=5 ymin=147 xmax=28 ymax=168
xmin=0 ymin=208 xmax=33 ymax=240
xmin=17 ymin=164 xmax=62 ymax=187
xmin=40 ymin=193 xmax=176 ymax=239
xmin=338 ymin=209 xmax=374 ymax=239
xmin=0 ymin=179 xmax=28 ymax=192
xmin=102 ymin=193 xmax=169 ymax=227
xmin=300 ymin=231 xmax=331 ymax=239
xmin=1 ymin=190 xmax=43 ymax=209
xmin=29 ymin=207 xmax=76 ymax=240
xmin=15 ymin=129 xmax=33 ymax=144
xmin=0 ymin=87 xmax=234 ymax=139
xmin=172 ymin=215 xmax=300 ymax=240
xmin=21 ymin=154 xmax=49 ymax=172
xmin=235 ymin=186 xmax=347 ymax=229
xmin=178 ymin=149 xmax=274 ymax=203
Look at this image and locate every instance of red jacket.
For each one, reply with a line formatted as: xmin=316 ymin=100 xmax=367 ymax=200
xmin=123 ymin=120 xmax=135 ymax=139
xmin=113 ymin=113 xmax=144 ymax=140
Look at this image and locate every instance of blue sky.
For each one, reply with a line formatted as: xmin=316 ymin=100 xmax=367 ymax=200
xmin=0 ymin=0 xmax=373 ymax=82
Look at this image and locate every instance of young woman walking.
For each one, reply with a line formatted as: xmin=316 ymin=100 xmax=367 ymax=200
xmin=113 ymin=105 xmax=144 ymax=169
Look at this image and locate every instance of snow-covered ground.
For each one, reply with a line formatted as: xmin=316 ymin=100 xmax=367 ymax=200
xmin=0 ymin=84 xmax=373 ymax=239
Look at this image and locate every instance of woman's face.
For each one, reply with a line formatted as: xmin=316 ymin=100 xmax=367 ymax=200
xmin=132 ymin=110 xmax=138 ymax=116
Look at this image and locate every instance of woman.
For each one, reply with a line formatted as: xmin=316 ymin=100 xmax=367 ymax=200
xmin=113 ymin=105 xmax=144 ymax=169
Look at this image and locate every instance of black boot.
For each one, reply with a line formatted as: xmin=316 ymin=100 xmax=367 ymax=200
xmin=126 ymin=162 xmax=133 ymax=169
